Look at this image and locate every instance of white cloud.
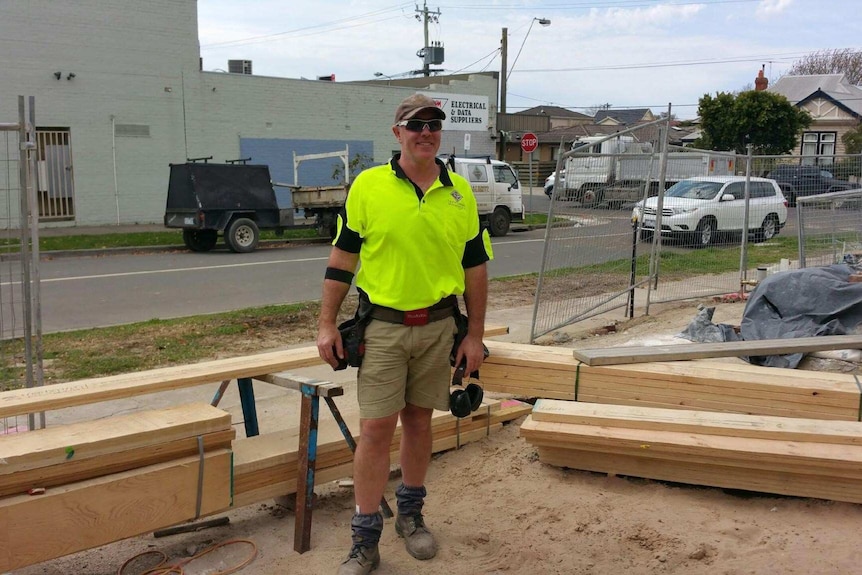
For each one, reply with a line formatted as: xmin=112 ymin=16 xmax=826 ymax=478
xmin=756 ymin=0 xmax=794 ymax=17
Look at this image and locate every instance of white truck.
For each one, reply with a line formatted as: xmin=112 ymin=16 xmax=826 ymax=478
xmin=442 ymin=155 xmax=524 ymax=237
xmin=561 ymin=135 xmax=734 ymax=208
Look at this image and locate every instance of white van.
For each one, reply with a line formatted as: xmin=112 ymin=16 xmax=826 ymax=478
xmin=442 ymin=155 xmax=524 ymax=236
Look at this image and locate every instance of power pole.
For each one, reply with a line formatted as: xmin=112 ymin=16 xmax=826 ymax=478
xmin=500 ymin=27 xmax=508 ymax=114
xmin=415 ymin=2 xmax=441 ymax=77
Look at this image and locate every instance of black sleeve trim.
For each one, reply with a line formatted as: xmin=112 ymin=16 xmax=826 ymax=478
xmin=325 ymin=267 xmax=354 ymax=284
xmin=332 ymin=208 xmax=362 ymax=253
xmin=462 ymin=231 xmax=490 ymax=268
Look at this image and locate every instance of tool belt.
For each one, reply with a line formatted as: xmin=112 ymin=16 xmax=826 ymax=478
xmin=369 ymin=295 xmax=458 ymax=326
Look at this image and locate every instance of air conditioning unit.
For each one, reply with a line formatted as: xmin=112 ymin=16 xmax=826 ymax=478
xmin=228 ymin=59 xmax=252 ymax=75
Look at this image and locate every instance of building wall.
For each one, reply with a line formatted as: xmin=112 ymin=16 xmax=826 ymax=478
xmin=0 ymin=1 xmax=497 ymax=227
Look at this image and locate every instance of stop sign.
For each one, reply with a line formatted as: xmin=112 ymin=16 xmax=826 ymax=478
xmin=520 ymin=132 xmax=538 ymax=154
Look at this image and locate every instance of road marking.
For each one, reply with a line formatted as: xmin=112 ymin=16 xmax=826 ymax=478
xmin=0 ymin=236 xmax=541 ymax=287
xmin=1 ymin=256 xmax=330 ymax=286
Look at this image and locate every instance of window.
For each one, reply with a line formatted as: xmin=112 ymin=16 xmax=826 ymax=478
xmin=750 ymin=182 xmax=775 ymax=198
xmin=492 ymin=165 xmax=517 ymax=186
xmin=468 ymin=165 xmax=488 ymax=183
xmin=801 ymin=131 xmax=836 ymax=165
xmin=724 ymin=182 xmax=746 ymax=200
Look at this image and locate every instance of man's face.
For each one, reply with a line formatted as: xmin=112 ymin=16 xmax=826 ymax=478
xmin=393 ymin=112 xmax=442 ymax=163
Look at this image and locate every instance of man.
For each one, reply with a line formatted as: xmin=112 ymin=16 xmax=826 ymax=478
xmin=317 ymin=93 xmax=492 ymax=575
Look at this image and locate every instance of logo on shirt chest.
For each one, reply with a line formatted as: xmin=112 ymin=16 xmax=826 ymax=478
xmin=448 ymin=189 xmax=465 ymax=209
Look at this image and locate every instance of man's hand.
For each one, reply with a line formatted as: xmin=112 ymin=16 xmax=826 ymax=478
xmin=317 ymin=322 xmax=344 ymax=370
xmin=453 ymin=332 xmax=486 ymax=377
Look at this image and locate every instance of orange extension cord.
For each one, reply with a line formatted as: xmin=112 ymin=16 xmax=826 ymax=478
xmin=117 ymin=539 xmax=258 ymax=575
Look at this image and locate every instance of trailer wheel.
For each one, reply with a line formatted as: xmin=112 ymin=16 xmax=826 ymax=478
xmin=488 ymin=207 xmax=511 ymax=237
xmin=182 ymin=229 xmax=218 ymax=252
xmin=226 ymin=218 xmax=260 ymax=253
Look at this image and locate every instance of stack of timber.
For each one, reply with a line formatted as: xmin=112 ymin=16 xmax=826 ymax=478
xmin=481 ymin=341 xmax=862 ymax=421
xmin=232 ymin=398 xmax=532 ymax=507
xmin=520 ymin=399 xmax=862 ymax=504
xmin=0 ymin=325 xmax=510 ymax=420
xmin=0 ymin=403 xmax=234 ymax=573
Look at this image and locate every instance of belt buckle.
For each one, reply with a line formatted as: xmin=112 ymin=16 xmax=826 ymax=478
xmin=403 ymin=308 xmax=429 ymax=326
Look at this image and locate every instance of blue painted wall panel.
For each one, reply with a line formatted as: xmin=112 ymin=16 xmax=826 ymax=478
xmin=240 ymin=139 xmax=374 ymax=208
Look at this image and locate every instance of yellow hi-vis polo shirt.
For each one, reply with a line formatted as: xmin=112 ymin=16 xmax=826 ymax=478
xmin=332 ymin=155 xmax=493 ymax=311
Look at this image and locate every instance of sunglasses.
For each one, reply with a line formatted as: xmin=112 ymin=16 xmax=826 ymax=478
xmin=396 ymin=119 xmax=443 ymax=133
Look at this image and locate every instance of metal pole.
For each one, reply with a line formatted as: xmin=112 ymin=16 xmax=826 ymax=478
xmin=500 ymin=27 xmax=507 ymax=114
xmin=528 ymin=150 xmax=533 ymax=215
xmin=17 ymin=96 xmax=35 ymax=431
xmin=645 ymin=105 xmax=671 ymax=316
xmin=27 ymin=96 xmax=45 ymax=430
xmin=739 ymin=144 xmax=753 ymax=296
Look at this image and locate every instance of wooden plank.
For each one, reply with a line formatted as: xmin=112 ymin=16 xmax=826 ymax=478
xmin=520 ymin=418 xmax=862 ymax=471
xmin=571 ymin=334 xmax=862 ymax=366
xmin=535 ymin=446 xmax=862 ymax=504
xmin=0 ymin=403 xmax=231 ymax=475
xmin=531 ymin=400 xmax=862 ymax=445
xmin=0 ymin=429 xmax=234 ymax=498
xmin=579 ymin=376 xmax=857 ymax=416
xmin=0 ymin=325 xmax=509 ymax=418
xmin=0 ymin=449 xmax=233 ymax=573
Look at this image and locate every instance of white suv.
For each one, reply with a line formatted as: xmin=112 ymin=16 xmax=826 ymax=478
xmin=632 ymin=176 xmax=788 ymax=247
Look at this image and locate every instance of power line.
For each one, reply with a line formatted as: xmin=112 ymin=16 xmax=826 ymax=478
xmin=200 ymin=3 xmax=413 ymax=49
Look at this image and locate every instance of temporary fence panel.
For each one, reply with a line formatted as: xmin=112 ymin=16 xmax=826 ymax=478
xmin=1 ymin=96 xmax=44 ymax=434
xmin=530 ymin=126 xmax=861 ymax=340
xmin=532 ymin=119 xmax=671 ymax=340
xmin=797 ymin=188 xmax=862 ymax=268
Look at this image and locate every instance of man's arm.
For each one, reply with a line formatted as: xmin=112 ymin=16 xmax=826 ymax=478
xmin=317 ymin=246 xmax=360 ymax=369
xmin=457 ymin=262 xmax=488 ymax=375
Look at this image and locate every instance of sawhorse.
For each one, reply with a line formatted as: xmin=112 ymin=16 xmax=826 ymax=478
xmin=213 ymin=373 xmax=394 ymax=553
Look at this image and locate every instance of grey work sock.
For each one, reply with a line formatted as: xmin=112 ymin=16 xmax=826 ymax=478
xmin=351 ymin=511 xmax=384 ymax=547
xmin=395 ymin=483 xmax=426 ymax=517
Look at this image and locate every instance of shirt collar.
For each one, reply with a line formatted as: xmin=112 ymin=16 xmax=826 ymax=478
xmin=390 ymin=154 xmax=454 ymax=187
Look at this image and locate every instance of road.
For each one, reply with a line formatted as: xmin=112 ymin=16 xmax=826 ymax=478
xmin=5 ymin=191 xmax=798 ymax=334
xmin=20 ymin=229 xmax=549 ymax=334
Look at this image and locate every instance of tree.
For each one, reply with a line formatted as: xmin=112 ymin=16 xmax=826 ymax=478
xmin=694 ymin=90 xmax=810 ymax=154
xmin=843 ymin=122 xmax=862 ymax=155
xmin=787 ymin=48 xmax=862 ymax=85
xmin=331 ymin=152 xmax=375 ymax=183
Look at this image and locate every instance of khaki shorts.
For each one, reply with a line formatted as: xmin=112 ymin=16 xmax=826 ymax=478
xmin=357 ymin=316 xmax=457 ymax=419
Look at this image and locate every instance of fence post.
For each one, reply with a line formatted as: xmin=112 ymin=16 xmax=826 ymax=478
xmin=738 ymin=144 xmax=753 ymax=297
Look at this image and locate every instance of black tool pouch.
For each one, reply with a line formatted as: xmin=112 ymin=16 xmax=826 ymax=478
xmin=332 ymin=291 xmax=375 ymax=371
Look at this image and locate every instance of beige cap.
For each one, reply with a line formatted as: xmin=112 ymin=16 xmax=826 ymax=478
xmin=394 ymin=93 xmax=446 ymax=123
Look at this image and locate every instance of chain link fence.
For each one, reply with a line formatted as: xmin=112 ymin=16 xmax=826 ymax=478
xmin=531 ymin=116 xmax=862 ymax=341
xmin=1 ymin=96 xmax=45 ymax=433
xmin=797 ymin=189 xmax=862 ymax=268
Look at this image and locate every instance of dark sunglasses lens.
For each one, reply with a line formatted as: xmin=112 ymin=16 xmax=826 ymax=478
xmin=406 ymin=120 xmax=442 ymax=132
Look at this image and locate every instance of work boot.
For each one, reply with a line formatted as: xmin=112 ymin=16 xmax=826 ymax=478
xmin=337 ymin=544 xmax=380 ymax=575
xmin=395 ymin=483 xmax=437 ymax=560
xmin=395 ymin=512 xmax=438 ymax=560
xmin=337 ymin=511 xmax=383 ymax=574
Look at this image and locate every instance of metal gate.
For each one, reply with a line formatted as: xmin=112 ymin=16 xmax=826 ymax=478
xmin=36 ymin=128 xmax=75 ymax=220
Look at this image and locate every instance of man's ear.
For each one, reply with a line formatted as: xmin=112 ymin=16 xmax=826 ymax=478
xmin=392 ymin=125 xmax=401 ymax=141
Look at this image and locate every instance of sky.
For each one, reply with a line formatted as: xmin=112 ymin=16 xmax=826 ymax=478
xmin=197 ymin=0 xmax=861 ymax=120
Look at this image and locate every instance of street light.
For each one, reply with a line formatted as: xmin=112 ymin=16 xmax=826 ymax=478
xmin=500 ymin=17 xmax=550 ymax=114
xmin=374 ymin=72 xmax=393 ymax=85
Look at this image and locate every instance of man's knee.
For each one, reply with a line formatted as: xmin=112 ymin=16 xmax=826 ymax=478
xmin=399 ymin=404 xmax=433 ymax=435
xmin=359 ymin=413 xmax=399 ymax=446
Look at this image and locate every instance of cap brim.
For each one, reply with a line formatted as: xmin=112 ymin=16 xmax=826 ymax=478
xmin=402 ymin=106 xmax=447 ymax=121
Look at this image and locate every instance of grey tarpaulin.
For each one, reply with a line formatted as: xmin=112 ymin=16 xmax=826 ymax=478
xmin=679 ymin=264 xmax=862 ymax=369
